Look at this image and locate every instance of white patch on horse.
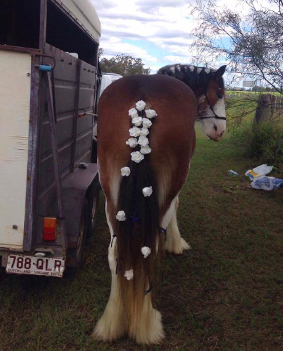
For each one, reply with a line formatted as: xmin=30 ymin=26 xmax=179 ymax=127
xmin=197 ymin=67 xmax=202 ymax=74
xmin=160 ymin=198 xmax=176 ymax=229
xmin=110 ymin=169 xmax=121 ymax=207
xmin=176 ymin=64 xmax=181 ymax=71
xmin=204 ymin=68 xmax=210 ymax=74
xmin=201 ymin=97 xmax=226 ymax=140
xmin=213 ymin=97 xmax=226 ymax=119
xmin=165 ymin=195 xmax=191 ymax=254
xmin=170 ymin=66 xmax=175 ymax=73
xmin=189 ymin=65 xmax=194 ymax=72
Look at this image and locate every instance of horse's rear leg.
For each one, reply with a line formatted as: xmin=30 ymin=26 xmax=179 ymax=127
xmin=129 ymin=293 xmax=164 ymax=344
xmin=163 ymin=196 xmax=191 ymax=254
xmin=92 ymin=201 xmax=127 ymax=341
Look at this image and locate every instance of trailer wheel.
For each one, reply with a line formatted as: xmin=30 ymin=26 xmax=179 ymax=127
xmin=73 ymin=199 xmax=89 ymax=265
xmin=87 ymin=178 xmax=100 ymax=237
xmin=90 ymin=189 xmax=100 ymax=234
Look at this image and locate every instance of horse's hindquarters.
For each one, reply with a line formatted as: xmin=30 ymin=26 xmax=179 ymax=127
xmin=95 ymin=74 xmax=197 ymax=344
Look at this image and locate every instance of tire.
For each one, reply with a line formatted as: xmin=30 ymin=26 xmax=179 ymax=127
xmin=87 ymin=178 xmax=100 ymax=237
xmin=67 ymin=199 xmax=89 ymax=267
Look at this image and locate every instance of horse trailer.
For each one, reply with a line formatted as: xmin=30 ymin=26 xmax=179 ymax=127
xmin=0 ymin=0 xmax=101 ymax=277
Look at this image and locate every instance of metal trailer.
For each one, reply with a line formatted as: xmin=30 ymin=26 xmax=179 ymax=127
xmin=0 ymin=0 xmax=101 ymax=277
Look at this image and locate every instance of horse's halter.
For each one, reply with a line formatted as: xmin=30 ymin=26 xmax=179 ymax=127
xmin=198 ymin=89 xmax=226 ymax=121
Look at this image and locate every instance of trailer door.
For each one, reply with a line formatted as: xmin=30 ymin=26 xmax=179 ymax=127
xmin=0 ymin=50 xmax=31 ymax=250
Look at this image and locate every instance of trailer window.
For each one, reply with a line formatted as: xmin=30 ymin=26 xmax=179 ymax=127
xmin=0 ymin=0 xmax=40 ymax=49
xmin=46 ymin=1 xmax=98 ymax=66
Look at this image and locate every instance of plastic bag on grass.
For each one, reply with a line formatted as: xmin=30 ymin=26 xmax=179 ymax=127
xmin=245 ymin=164 xmax=273 ymax=180
xmin=250 ymin=176 xmax=283 ymax=191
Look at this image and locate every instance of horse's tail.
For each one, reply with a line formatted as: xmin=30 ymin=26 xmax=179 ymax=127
xmin=115 ymin=132 xmax=164 ymax=343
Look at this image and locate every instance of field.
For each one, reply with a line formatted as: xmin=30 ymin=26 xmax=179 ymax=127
xmin=1 ymin=123 xmax=283 ymax=351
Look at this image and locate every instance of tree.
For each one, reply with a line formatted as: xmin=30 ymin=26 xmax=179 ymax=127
xmin=190 ymin=0 xmax=283 ymax=94
xmin=99 ymin=54 xmax=150 ymax=76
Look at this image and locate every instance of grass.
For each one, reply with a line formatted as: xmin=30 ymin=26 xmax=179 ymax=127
xmin=1 ymin=127 xmax=283 ymax=351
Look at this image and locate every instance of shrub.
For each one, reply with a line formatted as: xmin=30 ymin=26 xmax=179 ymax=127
xmin=231 ymin=121 xmax=283 ymax=171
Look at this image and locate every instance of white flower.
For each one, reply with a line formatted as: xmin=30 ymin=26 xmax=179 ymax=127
xmin=131 ymin=151 xmax=144 ymax=163
xmin=142 ymin=186 xmax=153 ymax=197
xmin=124 ymin=269 xmax=134 ymax=281
xmin=145 ymin=109 xmax=157 ymax=119
xmin=126 ymin=137 xmax=138 ymax=148
xmin=121 ymin=167 xmax=131 ymax=177
xmin=116 ymin=211 xmax=126 ymax=221
xmin=129 ymin=127 xmax=141 ymax=137
xmin=140 ymin=146 xmax=151 ymax=154
xmin=136 ymin=100 xmax=146 ymax=111
xmin=141 ymin=246 xmax=151 ymax=258
xmin=128 ymin=108 xmax=138 ymax=118
xmin=139 ymin=127 xmax=149 ymax=136
xmin=138 ymin=136 xmax=149 ymax=147
xmin=132 ymin=116 xmax=143 ymax=127
xmin=142 ymin=118 xmax=152 ymax=128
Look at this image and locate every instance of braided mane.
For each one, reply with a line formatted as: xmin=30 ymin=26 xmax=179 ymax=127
xmin=157 ymin=64 xmax=223 ymax=95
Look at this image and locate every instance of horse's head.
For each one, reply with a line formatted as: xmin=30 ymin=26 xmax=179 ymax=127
xmin=197 ymin=65 xmax=226 ymax=142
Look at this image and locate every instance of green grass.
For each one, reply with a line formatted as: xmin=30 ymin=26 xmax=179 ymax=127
xmin=1 ymin=129 xmax=283 ymax=351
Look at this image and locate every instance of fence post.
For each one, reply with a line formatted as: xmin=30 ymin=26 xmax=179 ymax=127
xmin=253 ymin=94 xmax=275 ymax=125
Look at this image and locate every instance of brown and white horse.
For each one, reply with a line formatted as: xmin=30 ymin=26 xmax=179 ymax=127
xmin=93 ymin=65 xmax=226 ymax=344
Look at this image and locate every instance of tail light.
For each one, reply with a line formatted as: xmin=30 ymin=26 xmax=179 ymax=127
xmin=43 ymin=217 xmax=57 ymax=241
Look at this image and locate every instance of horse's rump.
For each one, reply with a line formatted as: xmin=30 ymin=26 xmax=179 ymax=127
xmin=96 ymin=74 xmax=197 ymax=343
xmin=98 ymin=75 xmax=196 ymax=211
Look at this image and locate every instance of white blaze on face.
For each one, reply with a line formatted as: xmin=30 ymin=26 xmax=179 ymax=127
xmin=201 ymin=98 xmax=226 ymax=142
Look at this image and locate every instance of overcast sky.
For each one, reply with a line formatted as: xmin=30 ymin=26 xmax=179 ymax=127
xmin=90 ymin=0 xmax=251 ymax=75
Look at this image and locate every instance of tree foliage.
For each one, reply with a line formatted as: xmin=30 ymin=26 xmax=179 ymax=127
xmin=190 ymin=0 xmax=283 ymax=94
xmin=99 ymin=52 xmax=150 ymax=76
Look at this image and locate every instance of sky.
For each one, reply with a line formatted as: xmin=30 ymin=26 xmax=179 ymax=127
xmin=90 ymin=0 xmax=252 ymax=78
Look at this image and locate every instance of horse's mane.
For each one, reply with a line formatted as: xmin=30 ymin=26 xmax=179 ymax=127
xmin=157 ymin=64 xmax=223 ymax=94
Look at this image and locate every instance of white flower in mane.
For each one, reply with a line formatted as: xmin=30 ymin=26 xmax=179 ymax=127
xmin=129 ymin=126 xmax=141 ymax=137
xmin=128 ymin=108 xmax=138 ymax=118
xmin=145 ymin=109 xmax=157 ymax=119
xmin=124 ymin=269 xmax=134 ymax=280
xmin=142 ymin=186 xmax=153 ymax=197
xmin=140 ymin=146 xmax=151 ymax=154
xmin=132 ymin=116 xmax=143 ymax=127
xmin=121 ymin=166 xmax=131 ymax=177
xmin=142 ymin=118 xmax=152 ymax=128
xmin=189 ymin=65 xmax=194 ymax=72
xmin=116 ymin=211 xmax=126 ymax=221
xmin=139 ymin=127 xmax=149 ymax=136
xmin=136 ymin=100 xmax=146 ymax=111
xmin=126 ymin=137 xmax=138 ymax=148
xmin=141 ymin=246 xmax=151 ymax=258
xmin=131 ymin=151 xmax=144 ymax=163
xmin=197 ymin=67 xmax=202 ymax=74
xmin=138 ymin=135 xmax=149 ymax=147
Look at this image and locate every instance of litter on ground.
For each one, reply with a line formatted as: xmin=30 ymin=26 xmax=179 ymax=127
xmin=245 ymin=164 xmax=283 ymax=191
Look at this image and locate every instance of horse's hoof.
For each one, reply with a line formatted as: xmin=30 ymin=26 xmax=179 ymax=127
xmin=166 ymin=237 xmax=191 ymax=255
xmin=132 ymin=309 xmax=165 ymax=344
xmin=92 ymin=314 xmax=127 ymax=342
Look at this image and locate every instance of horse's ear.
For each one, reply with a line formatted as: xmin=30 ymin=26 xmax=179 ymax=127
xmin=215 ymin=65 xmax=226 ymax=79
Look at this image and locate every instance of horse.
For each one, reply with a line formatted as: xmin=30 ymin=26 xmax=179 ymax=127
xmin=93 ymin=65 xmax=226 ymax=344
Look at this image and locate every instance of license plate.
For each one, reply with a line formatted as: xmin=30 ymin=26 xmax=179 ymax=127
xmin=6 ymin=254 xmax=65 ymax=278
